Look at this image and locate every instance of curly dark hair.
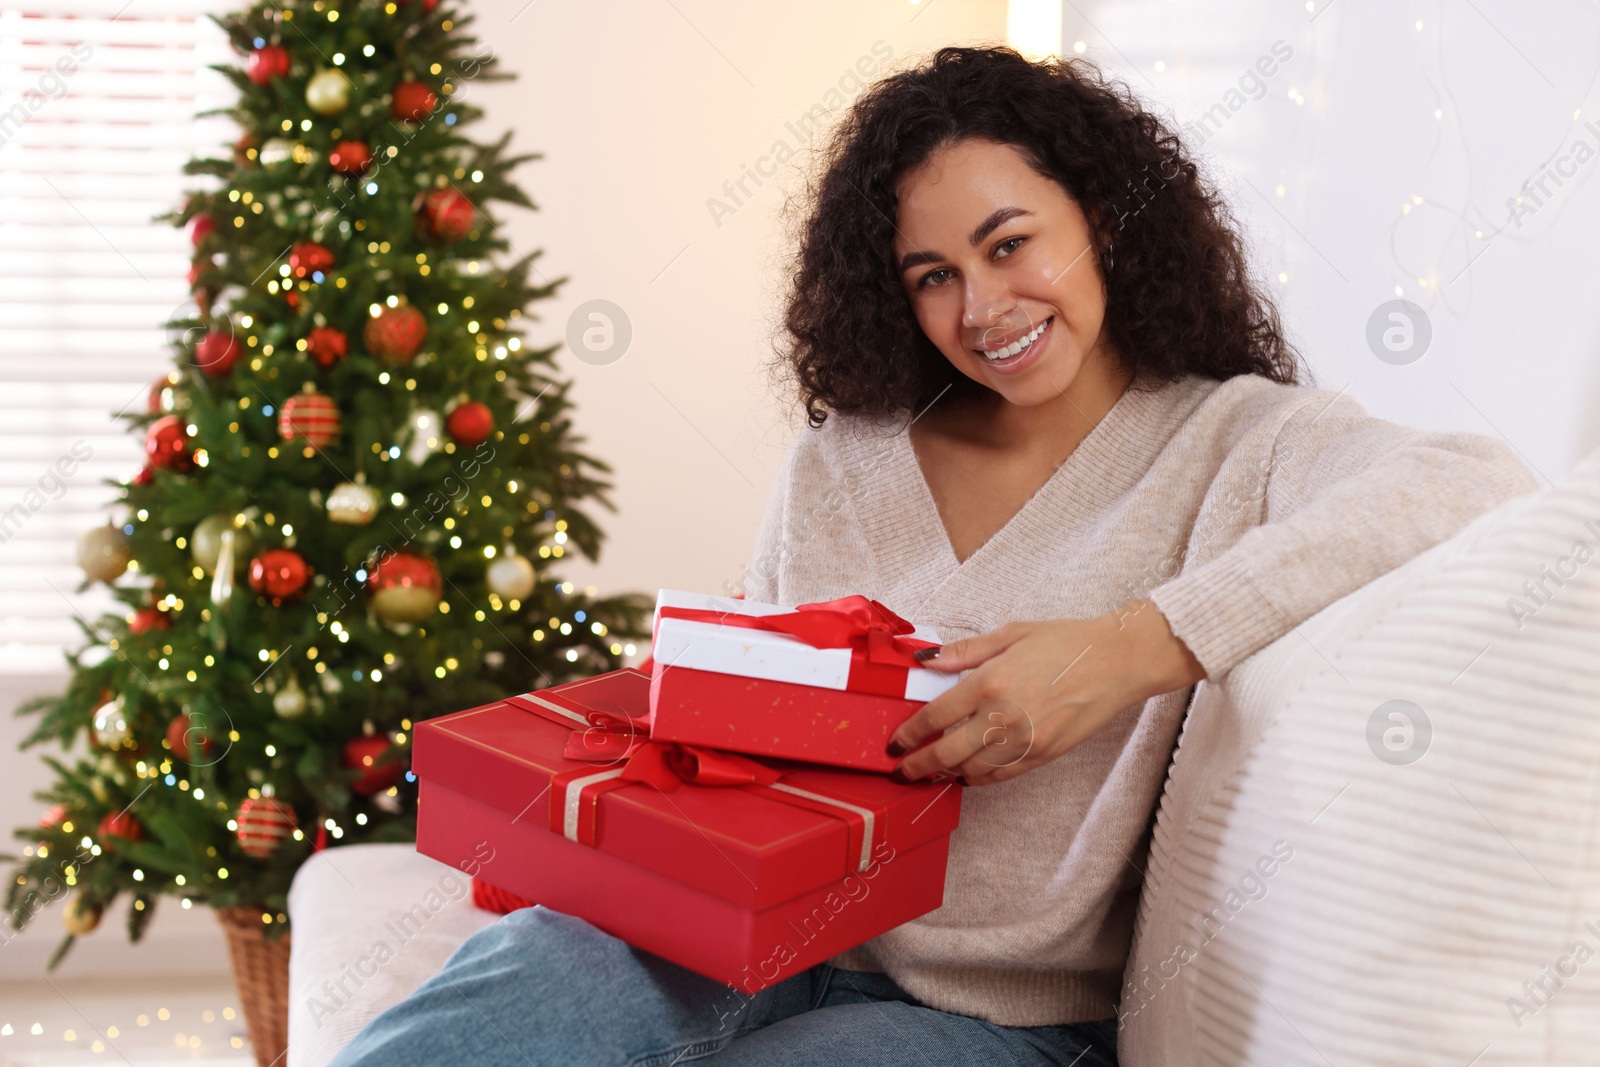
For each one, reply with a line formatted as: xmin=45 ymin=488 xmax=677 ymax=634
xmin=776 ymin=45 xmax=1305 ymax=429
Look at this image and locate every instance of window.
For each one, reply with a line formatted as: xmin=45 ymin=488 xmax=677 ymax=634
xmin=0 ymin=2 xmax=231 ymax=672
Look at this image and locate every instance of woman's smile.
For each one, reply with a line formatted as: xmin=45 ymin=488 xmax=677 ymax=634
xmin=974 ymin=315 xmax=1054 ymax=374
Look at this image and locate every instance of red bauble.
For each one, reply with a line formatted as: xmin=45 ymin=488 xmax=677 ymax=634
xmin=305 ymin=326 xmax=349 ymax=368
xmin=363 ymin=304 xmax=427 ymax=363
xmin=166 ymin=713 xmax=214 ymax=763
xmin=186 ymin=214 xmax=216 ymax=247
xmin=285 ymin=288 xmax=301 ymax=311
xmin=343 ymin=735 xmax=404 ymax=796
xmin=236 ymin=797 xmax=297 ymax=859
xmin=131 ymin=465 xmax=154 ymax=486
xmin=367 ymin=549 xmax=442 ymax=624
xmin=145 ymin=415 xmax=192 ymax=472
xmin=234 ymin=132 xmax=257 ymax=167
xmin=248 ymin=548 xmax=311 ymax=601
xmin=194 ymin=330 xmax=239 ymax=377
xmin=289 ymin=241 xmax=335 ymax=280
xmin=446 ymin=400 xmax=494 ymax=446
xmin=246 ymin=44 xmax=290 ymax=85
xmin=128 ymin=607 xmax=171 ymax=636
xmin=400 ymin=0 xmax=440 ymax=11
xmin=416 ymin=187 xmax=475 ymax=242
xmin=328 ymin=140 xmax=372 ymax=176
xmin=279 ymin=391 xmax=341 ymax=447
xmin=390 ymin=81 xmax=437 ymax=122
xmin=98 ymin=811 xmax=143 ymax=850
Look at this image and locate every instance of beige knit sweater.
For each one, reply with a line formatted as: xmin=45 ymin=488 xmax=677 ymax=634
xmin=737 ymin=369 xmax=1539 ymax=1027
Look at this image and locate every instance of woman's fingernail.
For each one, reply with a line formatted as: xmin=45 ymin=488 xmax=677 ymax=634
xmin=912 ymin=646 xmax=941 ymax=662
xmin=889 ymin=767 xmax=913 ymax=785
xmin=886 ymin=738 xmax=908 ymax=758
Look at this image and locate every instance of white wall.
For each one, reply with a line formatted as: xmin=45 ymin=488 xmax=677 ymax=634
xmin=1068 ymin=0 xmax=1600 ymax=483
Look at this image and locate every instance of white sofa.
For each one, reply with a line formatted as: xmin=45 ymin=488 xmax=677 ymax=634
xmin=287 ymin=444 xmax=1600 ymax=1067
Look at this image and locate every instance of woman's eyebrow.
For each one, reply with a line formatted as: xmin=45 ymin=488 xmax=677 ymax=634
xmin=897 ymin=207 xmax=1034 ymax=273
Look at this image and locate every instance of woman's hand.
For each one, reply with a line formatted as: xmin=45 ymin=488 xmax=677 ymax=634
xmin=886 ymin=599 xmax=1206 ymax=787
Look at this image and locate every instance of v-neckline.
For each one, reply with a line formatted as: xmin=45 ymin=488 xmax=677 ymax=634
xmin=889 ymin=372 xmax=1165 ymax=574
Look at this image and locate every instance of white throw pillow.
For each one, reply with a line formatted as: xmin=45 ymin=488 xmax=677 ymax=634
xmin=1122 ymin=445 xmax=1600 ymax=1066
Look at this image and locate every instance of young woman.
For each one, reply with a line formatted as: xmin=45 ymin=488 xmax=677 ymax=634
xmin=332 ymin=46 xmax=1536 ymax=1067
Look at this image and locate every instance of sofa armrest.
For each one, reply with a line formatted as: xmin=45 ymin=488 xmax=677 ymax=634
xmin=285 ymin=843 xmax=498 ymax=1067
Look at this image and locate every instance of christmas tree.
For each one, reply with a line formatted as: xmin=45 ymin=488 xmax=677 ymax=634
xmin=6 ymin=0 xmax=650 ymax=965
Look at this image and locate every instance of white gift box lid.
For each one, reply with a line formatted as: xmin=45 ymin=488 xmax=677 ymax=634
xmin=650 ymin=589 xmax=957 ymax=703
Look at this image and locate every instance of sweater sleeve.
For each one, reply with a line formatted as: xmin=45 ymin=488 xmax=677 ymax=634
xmin=1147 ymin=389 xmax=1541 ymax=678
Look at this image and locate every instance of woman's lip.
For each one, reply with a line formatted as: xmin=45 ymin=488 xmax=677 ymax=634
xmin=974 ymin=317 xmax=1052 ymax=374
xmin=973 ymin=316 xmax=1052 ymax=354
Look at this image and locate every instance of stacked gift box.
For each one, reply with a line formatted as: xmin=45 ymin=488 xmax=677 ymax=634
xmin=413 ymin=590 xmax=965 ymax=992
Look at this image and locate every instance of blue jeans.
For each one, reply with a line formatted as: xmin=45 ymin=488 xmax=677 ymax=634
xmin=330 ymin=906 xmax=1118 ymax=1067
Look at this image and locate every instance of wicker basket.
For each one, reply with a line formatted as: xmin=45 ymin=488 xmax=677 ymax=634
xmin=216 ymin=906 xmax=292 ymax=1067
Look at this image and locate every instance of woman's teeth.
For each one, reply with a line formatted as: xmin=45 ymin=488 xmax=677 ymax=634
xmin=983 ymin=317 xmax=1051 ymax=360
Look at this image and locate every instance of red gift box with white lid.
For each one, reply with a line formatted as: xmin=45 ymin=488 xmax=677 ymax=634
xmin=647 ymin=589 xmax=959 ymax=773
xmin=413 ymin=666 xmax=963 ymax=990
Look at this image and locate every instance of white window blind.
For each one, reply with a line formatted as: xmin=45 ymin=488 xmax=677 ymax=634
xmin=0 ymin=1 xmax=232 ymax=673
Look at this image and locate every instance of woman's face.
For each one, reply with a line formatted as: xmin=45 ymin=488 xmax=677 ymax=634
xmin=894 ymin=137 xmax=1117 ymax=409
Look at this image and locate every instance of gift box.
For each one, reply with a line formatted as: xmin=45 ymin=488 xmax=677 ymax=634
xmin=414 ymin=667 xmax=963 ymax=991
xmin=647 ymin=590 xmax=959 ymax=773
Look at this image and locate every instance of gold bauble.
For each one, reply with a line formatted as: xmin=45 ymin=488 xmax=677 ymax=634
xmin=191 ymin=515 xmax=254 ymax=575
xmin=258 ymin=137 xmax=297 ymax=166
xmin=77 ymin=524 xmax=132 ymax=584
xmin=372 ymin=585 xmax=440 ymax=625
xmin=91 ymin=697 xmax=132 ymax=749
xmin=305 ymin=68 xmax=351 ymax=116
xmin=273 ymin=676 xmax=308 ymax=718
xmin=486 ymin=552 xmax=536 ymax=601
xmin=62 ymin=894 xmax=103 ymax=936
xmin=327 ymin=480 xmax=380 ymax=525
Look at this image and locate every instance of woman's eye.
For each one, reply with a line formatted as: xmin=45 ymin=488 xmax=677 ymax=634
xmin=995 ymin=235 xmax=1025 ymax=257
xmin=916 ymin=268 xmax=953 ymax=290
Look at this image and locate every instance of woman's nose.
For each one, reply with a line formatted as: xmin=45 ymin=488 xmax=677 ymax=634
xmin=964 ymin=294 xmax=1025 ymax=348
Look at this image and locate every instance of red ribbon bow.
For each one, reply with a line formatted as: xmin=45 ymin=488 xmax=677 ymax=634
xmin=509 ymin=695 xmax=880 ymax=873
xmin=655 ymin=594 xmax=936 ymax=699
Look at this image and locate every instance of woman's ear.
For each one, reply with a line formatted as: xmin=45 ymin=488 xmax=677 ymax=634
xmin=1080 ymin=203 xmax=1115 ymax=265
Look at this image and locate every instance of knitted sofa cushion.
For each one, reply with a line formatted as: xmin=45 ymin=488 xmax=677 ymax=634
xmin=1121 ymin=443 xmax=1600 ymax=1066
